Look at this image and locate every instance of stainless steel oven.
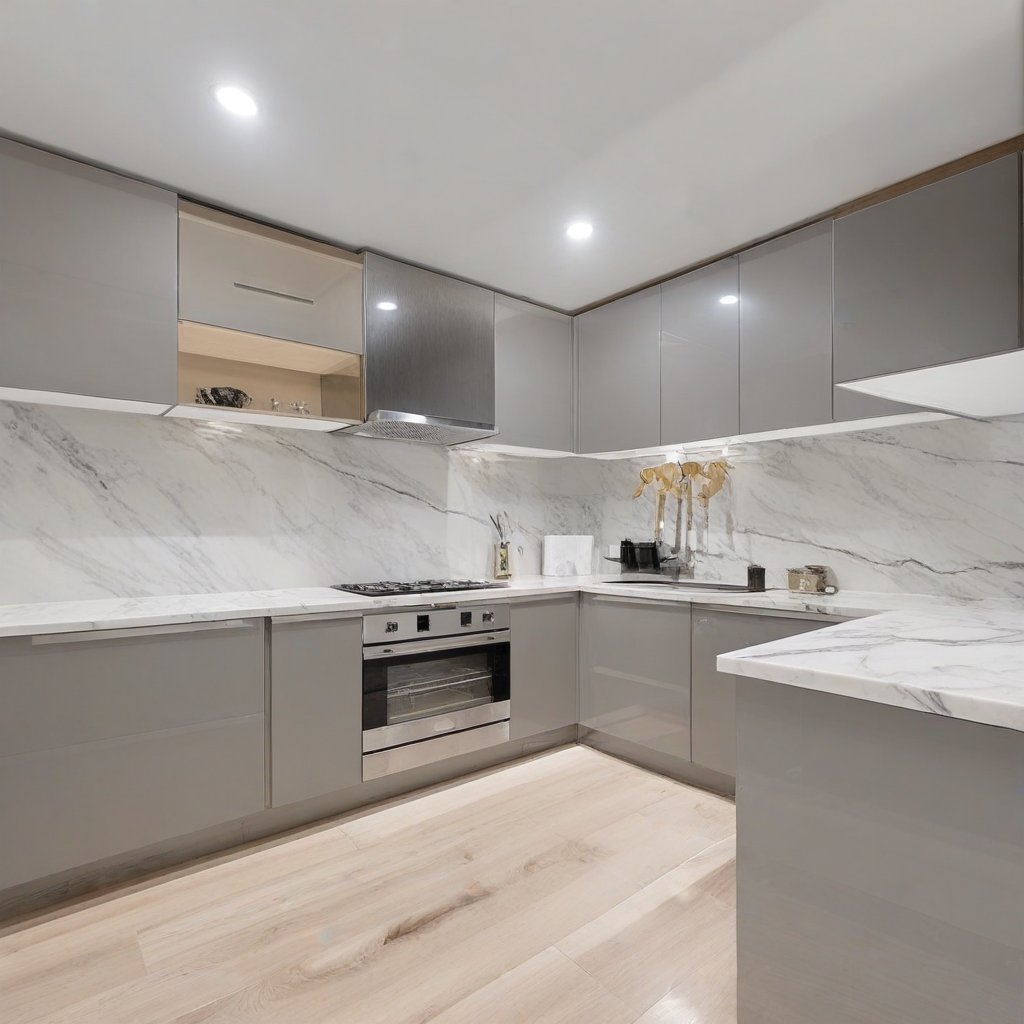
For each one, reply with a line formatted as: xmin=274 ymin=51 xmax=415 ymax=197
xmin=362 ymin=604 xmax=510 ymax=780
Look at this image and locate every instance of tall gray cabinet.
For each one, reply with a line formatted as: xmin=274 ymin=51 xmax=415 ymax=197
xmin=0 ymin=138 xmax=178 ymax=410
xmin=494 ymin=296 xmax=573 ymax=451
xmin=510 ymin=596 xmax=578 ymax=739
xmin=738 ymin=222 xmax=833 ymax=433
xmin=833 ymin=154 xmax=1021 ymax=420
xmin=660 ymin=257 xmax=740 ymax=444
xmin=576 ymin=286 xmax=661 ymax=453
xmin=579 ymin=595 xmax=691 ymax=765
xmin=270 ymin=615 xmax=363 ymax=807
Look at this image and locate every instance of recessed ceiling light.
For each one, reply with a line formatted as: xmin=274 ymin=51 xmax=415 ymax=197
xmin=718 ymin=294 xmax=739 ymax=305
xmin=566 ymin=221 xmax=594 ymax=240
xmin=376 ymin=301 xmax=398 ymax=311
xmin=213 ymin=84 xmax=258 ymax=117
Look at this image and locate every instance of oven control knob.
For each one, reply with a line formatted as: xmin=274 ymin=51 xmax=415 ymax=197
xmin=482 ymin=610 xmax=495 ymax=624
xmin=385 ymin=620 xmax=399 ymax=634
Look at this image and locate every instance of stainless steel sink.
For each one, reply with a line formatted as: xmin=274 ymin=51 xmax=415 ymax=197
xmin=598 ymin=576 xmax=750 ymax=593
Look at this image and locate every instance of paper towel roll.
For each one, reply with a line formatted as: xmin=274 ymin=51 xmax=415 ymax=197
xmin=542 ymin=535 xmax=594 ymax=577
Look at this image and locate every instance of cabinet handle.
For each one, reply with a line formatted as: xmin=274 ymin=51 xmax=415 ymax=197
xmin=233 ymin=281 xmax=315 ymax=305
xmin=30 ymin=619 xmax=256 ymax=646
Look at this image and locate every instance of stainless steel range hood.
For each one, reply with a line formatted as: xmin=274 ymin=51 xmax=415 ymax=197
xmin=344 ymin=253 xmax=497 ymax=445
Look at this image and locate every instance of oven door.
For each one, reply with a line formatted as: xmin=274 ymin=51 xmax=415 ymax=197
xmin=362 ymin=630 xmax=511 ymax=754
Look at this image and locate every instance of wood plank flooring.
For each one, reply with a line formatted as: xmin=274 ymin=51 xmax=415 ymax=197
xmin=0 ymin=745 xmax=737 ymax=1024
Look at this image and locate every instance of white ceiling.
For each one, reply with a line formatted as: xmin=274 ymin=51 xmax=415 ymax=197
xmin=0 ymin=1 xmax=1021 ymax=311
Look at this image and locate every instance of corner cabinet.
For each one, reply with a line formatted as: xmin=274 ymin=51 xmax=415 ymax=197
xmin=509 ymin=596 xmax=578 ymax=739
xmin=0 ymin=619 xmax=266 ymax=890
xmin=660 ymin=257 xmax=739 ymax=445
xmin=833 ymin=154 xmax=1021 ymax=420
xmin=576 ymin=286 xmax=661 ymax=453
xmin=270 ymin=615 xmax=363 ymax=807
xmin=690 ymin=608 xmax=836 ymax=779
xmin=493 ymin=297 xmax=573 ymax=452
xmin=738 ymin=222 xmax=833 ymax=433
xmin=0 ymin=138 xmax=178 ymax=412
xmin=579 ymin=594 xmax=691 ymax=764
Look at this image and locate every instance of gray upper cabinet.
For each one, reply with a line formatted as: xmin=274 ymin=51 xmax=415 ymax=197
xmin=363 ymin=253 xmax=495 ymax=426
xmin=509 ymin=596 xmax=578 ymax=739
xmin=0 ymin=138 xmax=178 ymax=409
xmin=690 ymin=608 xmax=834 ymax=779
xmin=577 ymin=286 xmax=661 ymax=453
xmin=579 ymin=595 xmax=691 ymax=762
xmin=270 ymin=615 xmax=363 ymax=807
xmin=739 ymin=223 xmax=833 ymax=433
xmin=493 ymin=296 xmax=573 ymax=451
xmin=178 ymin=203 xmax=364 ymax=354
xmin=0 ymin=619 xmax=266 ymax=890
xmin=833 ymin=154 xmax=1021 ymax=421
xmin=660 ymin=257 xmax=740 ymax=444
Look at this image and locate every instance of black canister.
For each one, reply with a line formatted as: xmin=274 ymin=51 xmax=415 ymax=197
xmin=747 ymin=564 xmax=766 ymax=592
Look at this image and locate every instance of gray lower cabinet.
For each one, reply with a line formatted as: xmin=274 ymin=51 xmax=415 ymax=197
xmin=0 ymin=138 xmax=178 ymax=410
xmin=577 ymin=286 xmax=661 ymax=453
xmin=660 ymin=257 xmax=739 ymax=445
xmin=270 ymin=615 xmax=363 ymax=807
xmin=493 ymin=296 xmax=573 ymax=451
xmin=579 ymin=595 xmax=691 ymax=761
xmin=510 ymin=596 xmax=578 ymax=739
xmin=690 ymin=608 xmax=833 ymax=778
xmin=738 ymin=222 xmax=833 ymax=433
xmin=833 ymin=154 xmax=1021 ymax=421
xmin=0 ymin=620 xmax=265 ymax=890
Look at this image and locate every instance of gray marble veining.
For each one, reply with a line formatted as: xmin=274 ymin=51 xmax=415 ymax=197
xmin=718 ymin=606 xmax=1024 ymax=732
xmin=4 ymin=401 xmax=1024 ymax=603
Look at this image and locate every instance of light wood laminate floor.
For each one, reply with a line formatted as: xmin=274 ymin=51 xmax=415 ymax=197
xmin=0 ymin=746 xmax=737 ymax=1024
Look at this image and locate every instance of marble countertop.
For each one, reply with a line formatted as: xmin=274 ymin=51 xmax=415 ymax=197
xmin=4 ymin=574 xmax=1021 ymax=732
xmin=718 ymin=607 xmax=1024 ymax=733
xmin=0 ymin=574 xmax=976 ymax=639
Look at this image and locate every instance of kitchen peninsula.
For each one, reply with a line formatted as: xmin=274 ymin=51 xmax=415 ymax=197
xmin=720 ymin=609 xmax=1024 ymax=1024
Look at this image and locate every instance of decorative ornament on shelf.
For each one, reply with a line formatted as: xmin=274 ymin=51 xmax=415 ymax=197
xmin=632 ymin=457 xmax=732 ymax=572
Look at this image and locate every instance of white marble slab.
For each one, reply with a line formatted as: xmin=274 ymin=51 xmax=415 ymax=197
xmin=718 ymin=607 xmax=1024 ymax=733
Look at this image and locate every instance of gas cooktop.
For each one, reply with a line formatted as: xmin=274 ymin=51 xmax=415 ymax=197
xmin=331 ymin=579 xmax=510 ymax=597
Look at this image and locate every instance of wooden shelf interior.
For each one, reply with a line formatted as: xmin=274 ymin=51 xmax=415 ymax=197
xmin=177 ymin=321 xmax=362 ymax=422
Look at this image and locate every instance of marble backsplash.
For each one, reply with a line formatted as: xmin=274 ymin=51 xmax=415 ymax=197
xmin=2 ymin=400 xmax=1024 ymax=603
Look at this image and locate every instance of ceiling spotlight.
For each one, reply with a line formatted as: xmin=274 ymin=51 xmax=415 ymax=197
xmin=566 ymin=221 xmax=594 ymax=240
xmin=213 ymin=84 xmax=258 ymax=117
xmin=376 ymin=301 xmax=398 ymax=311
xmin=718 ymin=294 xmax=738 ymax=305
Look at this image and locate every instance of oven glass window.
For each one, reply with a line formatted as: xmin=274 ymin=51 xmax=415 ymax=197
xmin=385 ymin=651 xmax=494 ymax=723
xmin=363 ymin=642 xmax=510 ymax=730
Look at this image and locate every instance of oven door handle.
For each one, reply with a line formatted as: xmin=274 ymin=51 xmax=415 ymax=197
xmin=363 ymin=629 xmax=510 ymax=660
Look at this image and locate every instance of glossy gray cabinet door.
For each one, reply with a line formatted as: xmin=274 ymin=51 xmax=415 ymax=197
xmin=576 ymin=286 xmax=661 ymax=453
xmin=690 ymin=609 xmax=830 ymax=778
xmin=178 ymin=204 xmax=364 ymax=354
xmin=739 ymin=223 xmax=833 ymax=432
xmin=833 ymin=154 xmax=1020 ymax=421
xmin=579 ymin=595 xmax=691 ymax=760
xmin=0 ymin=620 xmax=266 ymax=890
xmin=270 ymin=615 xmax=363 ymax=807
xmin=660 ymin=258 xmax=739 ymax=444
xmin=363 ymin=253 xmax=495 ymax=425
xmin=493 ymin=296 xmax=573 ymax=451
xmin=510 ymin=596 xmax=578 ymax=739
xmin=0 ymin=138 xmax=177 ymax=408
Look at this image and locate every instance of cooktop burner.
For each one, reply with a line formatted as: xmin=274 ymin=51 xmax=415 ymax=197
xmin=331 ymin=579 xmax=509 ymax=597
